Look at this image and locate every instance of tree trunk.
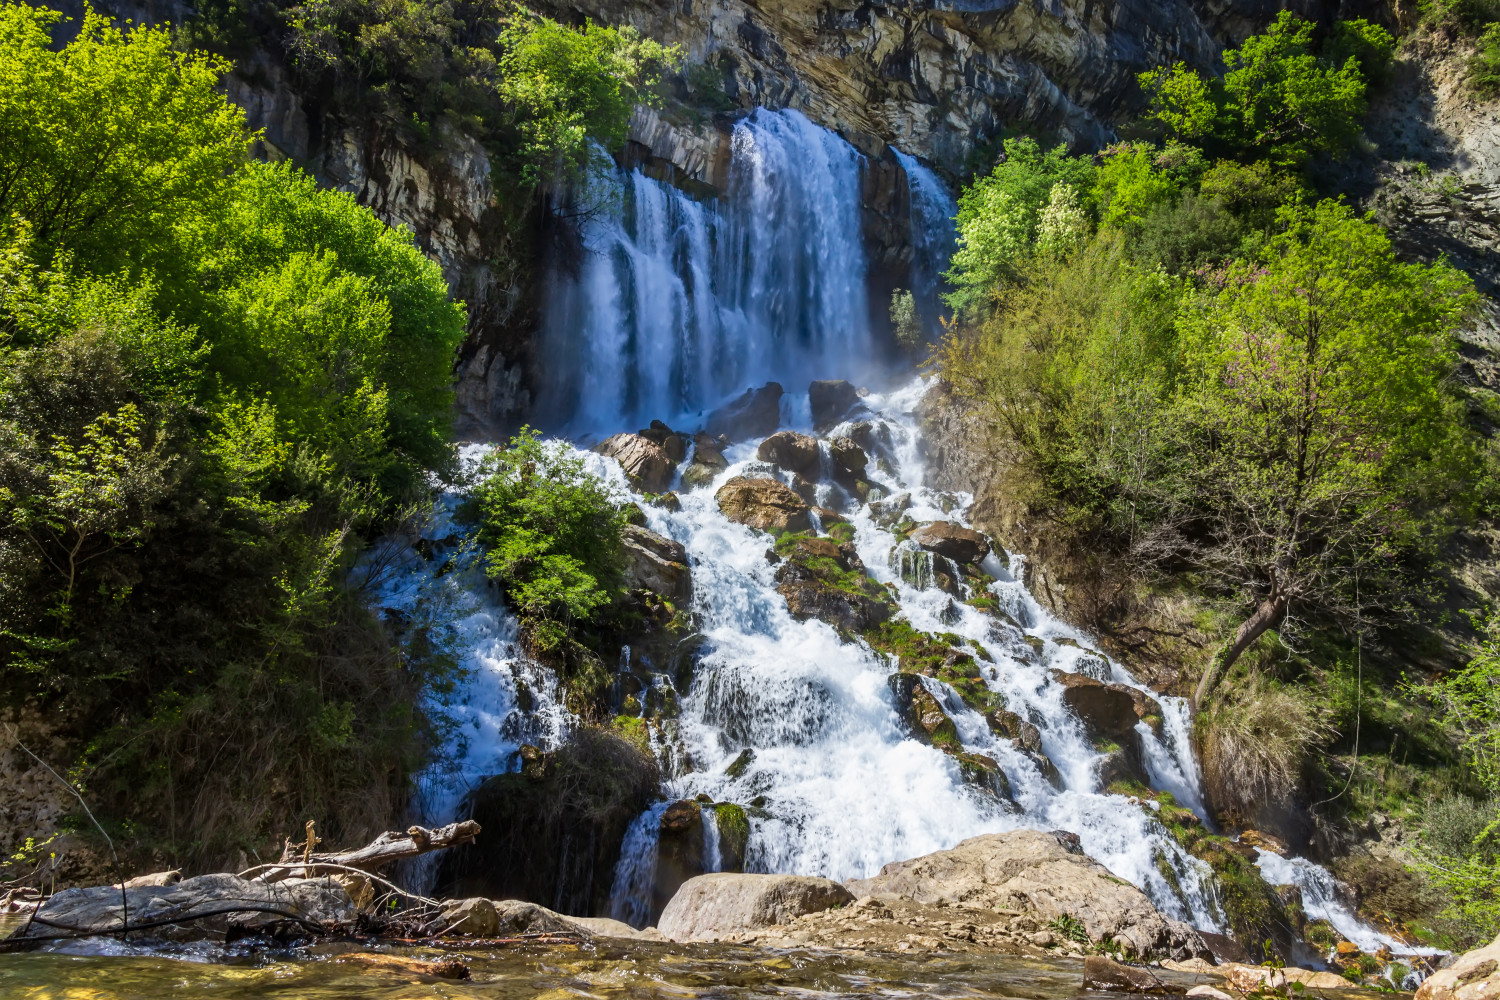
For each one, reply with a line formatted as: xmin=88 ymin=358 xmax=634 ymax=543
xmin=1193 ymin=594 xmax=1288 ymax=708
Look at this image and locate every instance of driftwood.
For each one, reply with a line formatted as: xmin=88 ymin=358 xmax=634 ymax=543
xmin=249 ymin=820 xmax=482 ymax=884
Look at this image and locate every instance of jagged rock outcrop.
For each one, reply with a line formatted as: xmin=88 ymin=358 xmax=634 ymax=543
xmin=758 ymin=431 xmax=821 ymax=479
xmin=536 ymin=0 xmax=1237 ymax=179
xmin=775 ymin=534 xmax=895 ymax=631
xmin=1416 ymin=932 xmax=1500 ymax=1000
xmin=706 ymin=383 xmax=784 ymax=441
xmin=909 ymin=522 xmax=991 ymax=565
xmin=810 ymin=379 xmax=863 ymax=431
xmin=597 ymin=433 xmax=679 ymax=493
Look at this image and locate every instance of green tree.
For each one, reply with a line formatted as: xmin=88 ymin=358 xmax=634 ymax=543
xmin=1179 ymin=201 xmax=1475 ymax=704
xmin=0 ymin=3 xmax=249 ymax=273
xmin=497 ymin=12 xmax=679 ymax=183
xmin=468 ymin=429 xmax=627 ymax=652
xmin=1139 ymin=13 xmax=1377 ymax=166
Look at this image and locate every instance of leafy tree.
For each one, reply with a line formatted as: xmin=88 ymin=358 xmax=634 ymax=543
xmin=1177 ymin=201 xmax=1475 ymax=704
xmin=0 ymin=3 xmax=248 ymax=273
xmin=467 ymin=429 xmax=627 ymax=652
xmin=1095 ymin=143 xmax=1185 ymax=230
xmin=946 ymin=137 xmax=1097 ymax=314
xmin=1139 ymin=13 xmax=1378 ymax=167
xmin=497 ymin=13 xmax=679 ymax=183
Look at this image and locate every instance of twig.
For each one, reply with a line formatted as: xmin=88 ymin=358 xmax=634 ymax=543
xmin=3 ymin=723 xmax=128 ymax=940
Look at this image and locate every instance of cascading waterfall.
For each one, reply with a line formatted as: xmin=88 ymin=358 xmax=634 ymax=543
xmin=894 ymin=149 xmax=959 ymax=339
xmin=373 ymin=109 xmax=1415 ymax=963
xmin=536 ymin=108 xmax=874 ymax=431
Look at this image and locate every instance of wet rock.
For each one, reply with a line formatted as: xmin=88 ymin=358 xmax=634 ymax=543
xmin=650 ymin=491 xmax=682 ymax=512
xmin=1050 ymin=670 xmax=1163 ymax=741
xmin=1197 ymin=930 xmax=1249 ymax=965
xmin=658 ymin=872 xmax=855 ymax=942
xmin=493 ymin=899 xmax=587 ymax=935
xmin=870 ymin=491 xmax=911 ymax=527
xmin=438 ymin=897 xmax=499 ymax=936
xmin=809 ymin=379 xmax=861 ymax=431
xmin=758 ymin=431 xmax=821 ymax=479
xmin=566 ymin=915 xmax=666 ymax=940
xmin=655 ymin=799 xmax=708 ymax=919
xmin=596 ymin=433 xmax=677 ymax=493
xmin=908 ymin=522 xmax=991 ymax=564
xmin=829 ymin=437 xmax=868 ymax=487
xmin=1238 ymin=830 xmax=1288 ymax=855
xmin=1419 ymin=937 xmax=1500 ymax=1000
xmin=845 ymin=829 xmax=1210 ymax=961
xmin=1221 ymin=964 xmax=1352 ymax=992
xmin=706 ymin=383 xmax=783 ymax=442
xmin=716 ymin=477 xmax=812 ymax=533
xmin=953 ymin=751 xmax=1013 ymax=802
xmin=638 ymin=419 xmax=688 ymax=463
xmin=19 ymin=873 xmax=355 ymax=940
xmin=1082 ymin=955 xmax=1186 ymax=994
xmin=987 ymin=709 xmax=1043 ymax=754
xmin=888 ymin=674 xmax=960 ymax=749
xmin=622 ymin=524 xmax=691 ymax=603
xmin=843 ymin=420 xmax=894 ymax=460
xmin=724 ymin=748 xmax=754 ymax=778
xmin=682 ymin=444 xmax=729 ymax=490
xmin=712 ymin=803 xmax=751 ymax=872
xmin=775 ymin=534 xmax=894 ymax=632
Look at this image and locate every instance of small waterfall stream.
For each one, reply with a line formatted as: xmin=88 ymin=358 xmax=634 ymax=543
xmin=370 ymin=108 xmax=1415 ymax=960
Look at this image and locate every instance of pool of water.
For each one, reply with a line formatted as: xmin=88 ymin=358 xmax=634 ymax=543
xmin=0 ymin=938 xmax=1404 ymax=1000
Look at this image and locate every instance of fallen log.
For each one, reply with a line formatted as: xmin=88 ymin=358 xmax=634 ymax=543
xmin=249 ymin=821 xmax=481 ymax=884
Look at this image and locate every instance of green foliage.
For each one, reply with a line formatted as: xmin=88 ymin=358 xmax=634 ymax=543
xmin=889 ymin=289 xmax=922 ymax=352
xmin=468 ymin=429 xmax=627 ymax=652
xmin=497 ymin=14 xmax=679 ymax=184
xmin=946 ymin=137 xmax=1097 ymax=315
xmin=0 ymin=3 xmax=248 ymax=274
xmin=1472 ymin=23 xmax=1500 ymax=98
xmin=1139 ymin=13 xmax=1377 ymax=166
xmin=0 ymin=6 xmax=467 ymax=864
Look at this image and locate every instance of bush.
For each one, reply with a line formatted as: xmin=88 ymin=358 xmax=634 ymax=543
xmin=1471 ymin=24 xmax=1500 ymax=98
xmin=1132 ymin=191 xmax=1247 ymax=273
xmin=467 ymin=429 xmax=627 ymax=654
xmin=1198 ymin=680 xmax=1331 ymax=816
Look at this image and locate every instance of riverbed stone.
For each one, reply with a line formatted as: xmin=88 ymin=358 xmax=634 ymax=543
xmin=888 ymin=674 xmax=961 ymax=750
xmin=596 ymin=433 xmax=677 ymax=493
xmin=908 ymin=522 xmax=991 ymax=564
xmin=716 ymin=476 xmax=812 ymax=533
xmin=1083 ymin=955 xmax=1186 ymax=994
xmin=438 ymin=897 xmax=499 ymax=936
xmin=19 ymin=873 xmax=356 ymax=940
xmin=844 ymin=829 xmax=1211 ymax=961
xmin=638 ymin=420 xmax=688 ymax=463
xmin=706 ymin=383 xmax=783 ymax=441
xmin=658 ymin=872 xmax=855 ymax=942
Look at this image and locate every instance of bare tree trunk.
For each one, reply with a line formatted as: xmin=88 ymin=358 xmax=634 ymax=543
xmin=1193 ymin=594 xmax=1288 ymax=708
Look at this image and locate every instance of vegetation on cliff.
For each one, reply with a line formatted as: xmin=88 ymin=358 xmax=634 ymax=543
xmin=938 ymin=10 xmax=1499 ymax=947
xmin=0 ymin=0 xmax=670 ymax=869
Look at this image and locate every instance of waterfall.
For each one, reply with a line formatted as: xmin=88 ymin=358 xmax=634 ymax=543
xmin=894 ymin=149 xmax=958 ymax=339
xmin=537 ymin=109 xmax=875 ymax=431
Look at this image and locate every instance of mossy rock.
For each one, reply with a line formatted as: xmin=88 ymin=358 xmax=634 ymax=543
xmin=954 ymin=751 xmax=1013 ymax=802
xmin=724 ymin=748 xmax=754 ymax=779
xmin=714 ymin=802 xmax=751 ymax=871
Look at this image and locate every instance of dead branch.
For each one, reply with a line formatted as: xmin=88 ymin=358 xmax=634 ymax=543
xmin=251 ymin=821 xmax=481 ymax=884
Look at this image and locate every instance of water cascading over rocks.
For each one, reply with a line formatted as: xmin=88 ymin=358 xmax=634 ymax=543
xmin=373 ymin=109 xmax=1417 ymax=959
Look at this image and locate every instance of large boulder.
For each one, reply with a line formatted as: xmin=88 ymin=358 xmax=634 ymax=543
xmin=757 ymin=430 xmax=822 ymax=479
xmin=845 ymin=829 xmax=1210 ymax=961
xmin=596 ymin=433 xmax=676 ymax=493
xmin=715 ymin=477 xmax=812 ymax=533
xmin=829 ymin=437 xmax=868 ymax=489
xmin=638 ymin=419 xmax=688 ymax=463
xmin=775 ymin=534 xmax=894 ymax=631
xmin=1050 ymin=671 xmax=1162 ymax=739
xmin=908 ymin=522 xmax=991 ymax=564
xmin=809 ymin=380 xmax=861 ymax=431
xmin=658 ymin=872 xmax=854 ymax=942
xmin=19 ymin=873 xmax=355 ymax=940
xmin=1418 ymin=932 xmax=1500 ymax=1000
xmin=682 ymin=435 xmax=730 ymax=490
xmin=706 ymin=383 xmax=783 ymax=442
xmin=622 ymin=524 xmax=691 ymax=602
xmin=888 ymin=674 xmax=961 ymax=750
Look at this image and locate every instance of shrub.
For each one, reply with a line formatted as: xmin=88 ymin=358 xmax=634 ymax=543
xmin=1198 ymin=679 xmax=1331 ymax=813
xmin=1471 ymin=23 xmax=1500 ymax=98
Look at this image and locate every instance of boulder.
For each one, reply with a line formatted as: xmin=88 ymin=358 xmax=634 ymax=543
xmin=870 ymin=491 xmax=911 ymax=528
xmin=706 ymin=383 xmax=783 ymax=441
xmin=682 ymin=444 xmax=729 ymax=490
xmin=757 ymin=431 xmax=821 ymax=479
xmin=716 ymin=477 xmax=812 ymax=533
xmin=638 ymin=420 xmax=688 ymax=462
xmin=775 ymin=535 xmax=894 ymax=632
xmin=654 ymin=799 xmax=707 ymax=919
xmin=1082 ymin=955 xmax=1186 ymax=994
xmin=658 ymin=872 xmax=854 ymax=942
xmin=1050 ymin=670 xmax=1162 ymax=741
xmin=566 ymin=915 xmax=665 ymax=940
xmin=988 ymin=709 xmax=1043 ymax=754
xmin=622 ymin=524 xmax=691 ymax=602
xmin=844 ymin=829 xmax=1210 ymax=961
xmin=888 ymin=674 xmax=960 ymax=750
xmin=829 ymin=437 xmax=868 ymax=485
xmin=809 ymin=380 xmax=861 ymax=431
xmin=438 ymin=897 xmax=498 ymax=936
xmin=19 ymin=873 xmax=355 ymax=940
xmin=596 ymin=433 xmax=676 ymax=493
xmin=1221 ymin=964 xmax=1352 ymax=992
xmin=1418 ymin=932 xmax=1500 ymax=1000
xmin=492 ymin=899 xmax=587 ymax=936
xmin=908 ymin=522 xmax=991 ymax=564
